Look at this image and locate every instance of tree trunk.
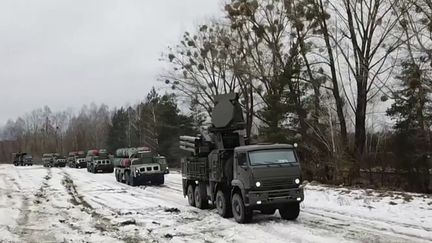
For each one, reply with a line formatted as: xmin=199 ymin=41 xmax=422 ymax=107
xmin=317 ymin=0 xmax=348 ymax=147
xmin=354 ymin=77 xmax=367 ymax=164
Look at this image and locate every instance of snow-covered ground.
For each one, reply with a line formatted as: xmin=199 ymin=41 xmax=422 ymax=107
xmin=0 ymin=165 xmax=431 ymax=243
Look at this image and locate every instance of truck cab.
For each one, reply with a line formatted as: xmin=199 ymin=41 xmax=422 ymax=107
xmin=232 ymin=144 xmax=303 ymax=219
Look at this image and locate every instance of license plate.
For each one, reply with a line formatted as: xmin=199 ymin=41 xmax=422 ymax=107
xmin=98 ymin=170 xmax=103 ymax=172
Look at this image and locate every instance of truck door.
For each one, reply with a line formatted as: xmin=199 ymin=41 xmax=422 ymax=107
xmin=234 ymin=152 xmax=250 ymax=189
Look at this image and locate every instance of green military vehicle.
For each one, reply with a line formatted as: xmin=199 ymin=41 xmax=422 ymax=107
xmin=113 ymin=146 xmax=168 ymax=186
xmin=42 ymin=153 xmax=54 ymax=167
xmin=67 ymin=151 xmax=87 ymax=168
xmin=42 ymin=153 xmax=66 ymax=167
xmin=12 ymin=152 xmax=33 ymax=166
xmin=52 ymin=153 xmax=67 ymax=167
xmin=180 ymin=93 xmax=304 ymax=223
xmin=86 ymin=149 xmax=113 ymax=173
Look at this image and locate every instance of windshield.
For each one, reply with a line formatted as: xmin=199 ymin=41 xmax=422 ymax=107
xmin=248 ymin=149 xmax=298 ymax=166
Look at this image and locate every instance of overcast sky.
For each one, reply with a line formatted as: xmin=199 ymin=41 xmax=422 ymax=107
xmin=0 ymin=0 xmax=222 ymax=126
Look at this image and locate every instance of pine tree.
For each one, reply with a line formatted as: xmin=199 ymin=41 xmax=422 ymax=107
xmin=387 ymin=61 xmax=432 ymax=191
xmin=106 ymin=108 xmax=129 ymax=153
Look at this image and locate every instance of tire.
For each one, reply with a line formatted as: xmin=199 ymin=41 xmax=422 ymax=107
xmin=232 ymin=193 xmax=252 ymax=224
xmin=129 ymin=174 xmax=136 ymax=186
xmin=279 ymin=202 xmax=300 ymax=220
xmin=216 ymin=190 xmax=232 ymax=218
xmin=125 ymin=172 xmax=130 ymax=185
xmin=187 ymin=184 xmax=195 ymax=207
xmin=115 ymin=170 xmax=120 ymax=182
xmin=194 ymin=184 xmax=208 ymax=209
xmin=156 ymin=175 xmax=165 ymax=185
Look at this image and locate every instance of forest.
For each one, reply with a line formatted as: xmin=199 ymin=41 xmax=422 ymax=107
xmin=1 ymin=0 xmax=432 ymax=193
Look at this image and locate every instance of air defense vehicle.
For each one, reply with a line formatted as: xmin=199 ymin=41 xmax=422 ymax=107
xmin=86 ymin=149 xmax=113 ymax=173
xmin=113 ymin=146 xmax=168 ymax=186
xmin=52 ymin=153 xmax=67 ymax=167
xmin=67 ymin=151 xmax=87 ymax=168
xmin=180 ymin=93 xmax=304 ymax=223
xmin=12 ymin=152 xmax=33 ymax=166
xmin=42 ymin=153 xmax=54 ymax=167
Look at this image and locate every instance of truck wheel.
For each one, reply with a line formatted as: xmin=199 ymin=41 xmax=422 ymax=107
xmin=216 ymin=190 xmax=232 ymax=218
xmin=187 ymin=184 xmax=195 ymax=207
xmin=194 ymin=184 xmax=208 ymax=209
xmin=232 ymin=193 xmax=252 ymax=223
xmin=279 ymin=202 xmax=300 ymax=220
xmin=125 ymin=172 xmax=131 ymax=185
xmin=115 ymin=170 xmax=120 ymax=182
xmin=129 ymin=174 xmax=136 ymax=186
xmin=157 ymin=175 xmax=165 ymax=185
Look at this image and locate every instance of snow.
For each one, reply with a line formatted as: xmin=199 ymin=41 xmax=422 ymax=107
xmin=0 ymin=164 xmax=431 ymax=243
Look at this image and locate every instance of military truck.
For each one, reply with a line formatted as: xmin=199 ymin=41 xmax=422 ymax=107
xmin=12 ymin=153 xmax=33 ymax=166
xmin=180 ymin=93 xmax=304 ymax=223
xmin=42 ymin=153 xmax=54 ymax=167
xmin=52 ymin=153 xmax=67 ymax=167
xmin=67 ymin=151 xmax=87 ymax=168
xmin=113 ymin=147 xmax=168 ymax=186
xmin=86 ymin=149 xmax=113 ymax=173
xmin=42 ymin=153 xmax=66 ymax=167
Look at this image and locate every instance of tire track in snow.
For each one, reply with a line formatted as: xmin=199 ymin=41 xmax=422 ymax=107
xmin=14 ymin=167 xmax=58 ymax=243
xmin=61 ymin=170 xmax=146 ymax=243
xmin=300 ymin=207 xmax=432 ymax=243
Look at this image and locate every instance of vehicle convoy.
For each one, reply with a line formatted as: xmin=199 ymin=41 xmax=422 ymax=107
xmin=180 ymin=93 xmax=304 ymax=223
xmin=86 ymin=149 xmax=114 ymax=173
xmin=67 ymin=151 xmax=87 ymax=168
xmin=113 ymin=147 xmax=168 ymax=186
xmin=12 ymin=152 xmax=33 ymax=166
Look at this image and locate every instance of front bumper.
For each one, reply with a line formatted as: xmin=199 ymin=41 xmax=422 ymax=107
xmin=94 ymin=164 xmax=113 ymax=172
xmin=77 ymin=162 xmax=87 ymax=168
xmin=245 ymin=186 xmax=304 ymax=206
xmin=134 ymin=172 xmax=164 ymax=183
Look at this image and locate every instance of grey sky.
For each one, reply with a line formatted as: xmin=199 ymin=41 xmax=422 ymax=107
xmin=0 ymin=0 xmax=222 ymax=126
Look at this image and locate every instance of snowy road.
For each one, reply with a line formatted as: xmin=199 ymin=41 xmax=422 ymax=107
xmin=0 ymin=165 xmax=431 ymax=243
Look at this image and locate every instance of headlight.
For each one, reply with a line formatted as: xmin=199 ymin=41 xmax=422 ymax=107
xmin=135 ymin=169 xmax=139 ymax=174
xmin=255 ymin=181 xmax=261 ymax=187
xmin=294 ymin=178 xmax=300 ymax=184
xmin=166 ymin=167 xmax=169 ymax=170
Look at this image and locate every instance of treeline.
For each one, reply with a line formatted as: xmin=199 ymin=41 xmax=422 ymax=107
xmin=161 ymin=0 xmax=432 ymax=192
xmin=0 ymin=88 xmax=196 ymax=167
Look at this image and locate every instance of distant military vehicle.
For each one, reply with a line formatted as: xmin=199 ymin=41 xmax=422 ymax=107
xmin=42 ymin=153 xmax=54 ymax=167
xmin=12 ymin=152 xmax=33 ymax=166
xmin=42 ymin=153 xmax=66 ymax=167
xmin=86 ymin=149 xmax=113 ymax=173
xmin=113 ymin=146 xmax=168 ymax=186
xmin=180 ymin=93 xmax=304 ymax=223
xmin=52 ymin=153 xmax=66 ymax=167
xmin=67 ymin=151 xmax=87 ymax=168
